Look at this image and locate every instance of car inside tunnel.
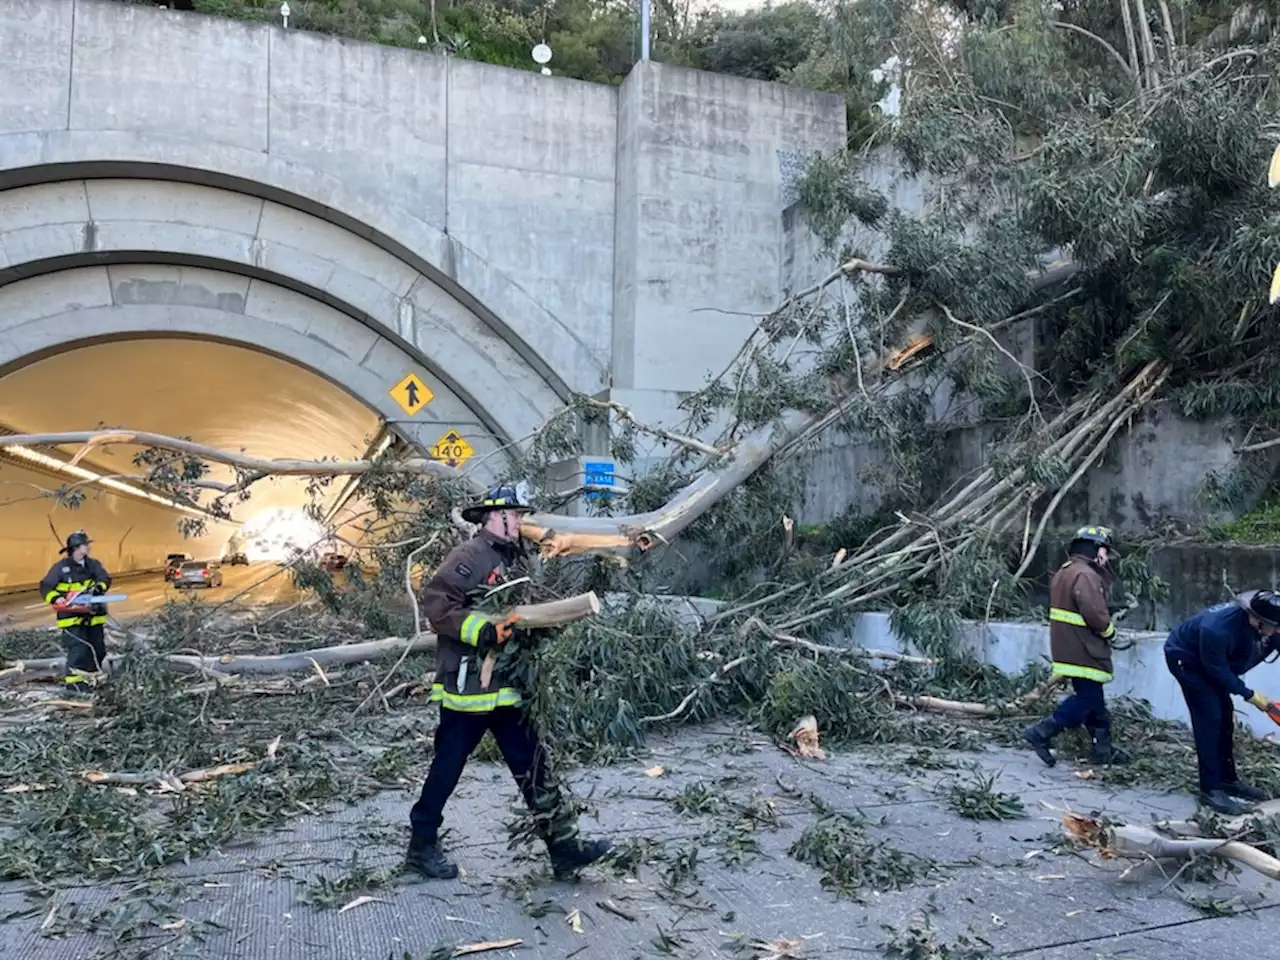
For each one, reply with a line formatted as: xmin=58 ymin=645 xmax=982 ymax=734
xmin=0 ymin=337 xmax=390 ymax=626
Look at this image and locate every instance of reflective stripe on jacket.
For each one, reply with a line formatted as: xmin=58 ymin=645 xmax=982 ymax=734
xmin=38 ymin=557 xmax=111 ymax=629
xmin=419 ymin=531 xmax=525 ymax=713
xmin=1048 ymin=555 xmax=1116 ymax=683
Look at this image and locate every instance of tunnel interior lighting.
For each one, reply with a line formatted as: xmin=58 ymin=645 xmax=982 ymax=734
xmin=3 ymin=444 xmax=212 ymax=517
xmin=235 ymin=507 xmax=329 ymax=563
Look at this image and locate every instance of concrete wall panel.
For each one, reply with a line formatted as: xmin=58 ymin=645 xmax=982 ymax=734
xmin=612 ymin=62 xmax=846 ymax=409
xmin=0 ymin=267 xmax=112 ymax=329
xmin=0 ymin=0 xmax=73 ymax=136
xmin=70 ymin=1 xmax=269 ymax=152
xmin=269 ymin=30 xmax=448 ymax=228
xmin=446 ymin=61 xmax=617 ymax=367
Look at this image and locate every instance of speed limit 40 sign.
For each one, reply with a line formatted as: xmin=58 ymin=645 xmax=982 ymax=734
xmin=429 ymin=429 xmax=474 ymax=468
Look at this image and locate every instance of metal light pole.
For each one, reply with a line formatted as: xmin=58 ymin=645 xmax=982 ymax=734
xmin=640 ymin=0 xmax=650 ymax=60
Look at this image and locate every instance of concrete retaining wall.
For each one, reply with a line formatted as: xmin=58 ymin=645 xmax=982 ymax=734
xmin=638 ymin=592 xmax=1280 ymax=740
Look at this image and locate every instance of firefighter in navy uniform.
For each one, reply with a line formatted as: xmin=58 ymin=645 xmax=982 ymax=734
xmin=1023 ymin=525 xmax=1132 ymax=767
xmin=405 ymin=486 xmax=611 ymax=880
xmin=1164 ymin=590 xmax=1280 ymax=815
xmin=38 ymin=530 xmax=112 ymax=686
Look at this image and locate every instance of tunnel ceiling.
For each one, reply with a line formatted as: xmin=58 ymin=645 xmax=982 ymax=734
xmin=0 ymin=339 xmax=383 ymax=521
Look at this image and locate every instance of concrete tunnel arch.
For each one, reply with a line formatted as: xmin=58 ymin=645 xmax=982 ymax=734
xmin=0 ymin=172 xmax=590 ymax=457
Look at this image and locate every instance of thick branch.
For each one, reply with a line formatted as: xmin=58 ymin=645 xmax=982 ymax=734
xmin=0 ymin=593 xmax=600 ymax=683
xmin=0 ymin=431 xmax=468 ymax=493
xmin=1051 ymin=20 xmax=1137 ymax=79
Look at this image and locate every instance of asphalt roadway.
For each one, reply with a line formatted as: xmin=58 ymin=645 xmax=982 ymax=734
xmin=0 ymin=562 xmax=299 ymax=632
xmin=0 ymin=725 xmax=1273 ymax=959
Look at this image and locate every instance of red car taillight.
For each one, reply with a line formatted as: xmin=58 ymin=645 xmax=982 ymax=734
xmin=200 ymin=569 xmax=208 ymax=577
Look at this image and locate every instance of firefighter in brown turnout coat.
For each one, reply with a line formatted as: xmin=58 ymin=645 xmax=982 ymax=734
xmin=1023 ymin=526 xmax=1132 ymax=767
xmin=404 ymin=486 xmax=611 ymax=880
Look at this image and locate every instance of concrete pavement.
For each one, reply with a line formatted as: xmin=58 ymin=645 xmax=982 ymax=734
xmin=0 ymin=562 xmax=299 ymax=632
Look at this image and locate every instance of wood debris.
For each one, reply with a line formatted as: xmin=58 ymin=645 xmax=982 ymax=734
xmin=787 ymin=715 xmax=827 ymax=760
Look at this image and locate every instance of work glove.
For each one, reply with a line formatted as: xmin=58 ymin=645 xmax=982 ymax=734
xmin=1249 ymin=691 xmax=1272 ymax=710
xmin=475 ymin=616 xmax=520 ymax=656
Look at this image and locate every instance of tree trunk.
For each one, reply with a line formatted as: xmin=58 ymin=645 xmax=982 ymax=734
xmin=1118 ymin=0 xmax=1143 ymax=93
xmin=1132 ymin=0 xmax=1161 ymax=90
xmin=0 ymin=593 xmax=601 ymax=682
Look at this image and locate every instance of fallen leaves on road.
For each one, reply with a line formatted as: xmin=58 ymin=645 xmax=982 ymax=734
xmin=645 ymin=764 xmax=665 ymax=777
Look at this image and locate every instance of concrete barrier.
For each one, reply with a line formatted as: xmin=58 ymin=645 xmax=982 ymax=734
xmin=623 ymin=593 xmax=1280 ymax=740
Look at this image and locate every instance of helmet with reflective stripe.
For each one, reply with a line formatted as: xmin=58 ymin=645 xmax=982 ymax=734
xmin=461 ymin=485 xmax=533 ymax=524
xmin=1069 ymin=525 xmax=1117 ymax=553
xmin=1238 ymin=589 xmax=1280 ymax=628
xmin=61 ymin=530 xmax=92 ymax=554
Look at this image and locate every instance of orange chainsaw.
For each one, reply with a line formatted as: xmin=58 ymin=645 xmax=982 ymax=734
xmin=1267 ymin=702 xmax=1280 ymax=727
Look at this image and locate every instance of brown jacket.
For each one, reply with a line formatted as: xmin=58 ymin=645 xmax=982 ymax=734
xmin=419 ymin=530 xmax=525 ymax=711
xmin=1048 ymin=555 xmax=1117 ymax=683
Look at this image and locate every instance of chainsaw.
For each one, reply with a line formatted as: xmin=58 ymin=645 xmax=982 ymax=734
xmin=53 ymin=588 xmax=129 ymax=614
xmin=1267 ymin=702 xmax=1280 ymax=727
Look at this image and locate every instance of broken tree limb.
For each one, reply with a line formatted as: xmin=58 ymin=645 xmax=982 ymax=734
xmin=1154 ymin=800 xmax=1280 ymax=838
xmin=0 ymin=594 xmax=601 ymax=682
xmin=1108 ymin=824 xmax=1280 ymax=880
xmin=501 ymin=592 xmax=601 ymax=627
xmin=895 ymin=675 xmax=1065 ymax=717
xmin=82 ymin=761 xmax=260 ymax=790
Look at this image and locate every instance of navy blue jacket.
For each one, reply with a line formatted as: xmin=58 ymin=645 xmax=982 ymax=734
xmin=1164 ymin=602 xmax=1278 ymax=699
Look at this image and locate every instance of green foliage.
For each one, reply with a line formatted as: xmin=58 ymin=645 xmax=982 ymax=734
xmin=1213 ymin=496 xmax=1280 ymax=544
xmin=679 ymin=2 xmax=825 ymax=82
xmin=941 ymin=771 xmax=1026 ymax=820
xmin=788 ymin=811 xmax=934 ymax=899
xmin=881 ymin=920 xmax=995 ymax=960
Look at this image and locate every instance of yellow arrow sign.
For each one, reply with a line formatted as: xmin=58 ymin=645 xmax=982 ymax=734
xmin=429 ymin=429 xmax=474 ymax=468
xmin=389 ymin=372 xmax=433 ymax=416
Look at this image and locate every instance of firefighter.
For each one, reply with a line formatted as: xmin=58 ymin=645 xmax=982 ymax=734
xmin=1164 ymin=590 xmax=1280 ymax=815
xmin=38 ymin=530 xmax=112 ymax=686
xmin=404 ymin=486 xmax=611 ymax=880
xmin=1023 ymin=525 xmax=1131 ymax=767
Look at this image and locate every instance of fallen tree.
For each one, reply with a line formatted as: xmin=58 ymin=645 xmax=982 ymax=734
xmin=0 ymin=592 xmax=602 ymax=684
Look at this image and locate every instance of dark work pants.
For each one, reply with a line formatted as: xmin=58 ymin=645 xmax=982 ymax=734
xmin=409 ymin=706 xmax=568 ymax=847
xmin=62 ymin=624 xmax=106 ymax=676
xmin=1167 ymin=653 xmax=1238 ymax=793
xmin=1050 ymin=677 xmax=1110 ymax=730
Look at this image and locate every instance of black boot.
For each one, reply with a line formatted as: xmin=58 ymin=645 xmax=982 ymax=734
xmin=549 ymin=837 xmax=612 ymax=881
xmin=1200 ymin=790 xmax=1253 ymax=816
xmin=404 ymin=839 xmax=458 ymax=879
xmin=1088 ymin=726 xmax=1131 ymax=766
xmin=1223 ymin=781 xmax=1270 ymax=803
xmin=1023 ymin=718 xmax=1062 ymax=767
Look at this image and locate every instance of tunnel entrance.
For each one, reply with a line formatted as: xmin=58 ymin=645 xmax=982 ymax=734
xmin=0 ymin=336 xmax=401 ymax=593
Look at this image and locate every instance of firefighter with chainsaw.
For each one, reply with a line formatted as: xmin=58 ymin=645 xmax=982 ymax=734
xmin=405 ymin=486 xmax=611 ymax=880
xmin=38 ymin=530 xmax=112 ymax=686
xmin=1163 ymin=590 xmax=1280 ymax=815
xmin=1024 ymin=526 xmax=1132 ymax=767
